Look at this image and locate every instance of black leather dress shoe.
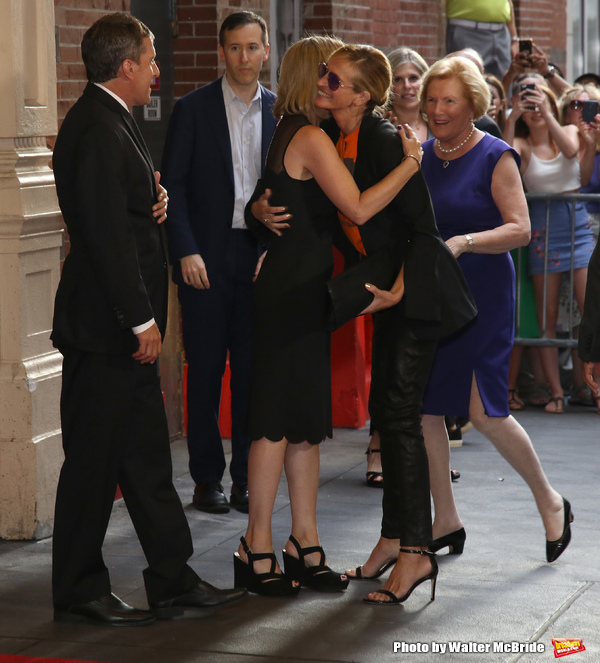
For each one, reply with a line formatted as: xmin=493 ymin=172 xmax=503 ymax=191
xmin=193 ymin=481 xmax=229 ymax=513
xmin=230 ymin=484 xmax=249 ymax=513
xmin=54 ymin=593 xmax=155 ymax=627
xmin=150 ymin=580 xmax=247 ymax=619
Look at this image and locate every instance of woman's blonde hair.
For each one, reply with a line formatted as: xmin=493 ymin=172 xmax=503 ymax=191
xmin=328 ymin=44 xmax=392 ymax=114
xmin=387 ymin=47 xmax=429 ymax=78
xmin=419 ymin=56 xmax=490 ymax=120
xmin=273 ymin=35 xmax=344 ymax=122
xmin=558 ymin=84 xmax=600 ymax=125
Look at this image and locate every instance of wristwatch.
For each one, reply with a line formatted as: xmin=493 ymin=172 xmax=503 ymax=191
xmin=544 ymin=65 xmax=556 ymax=79
xmin=465 ymin=235 xmax=474 ymax=252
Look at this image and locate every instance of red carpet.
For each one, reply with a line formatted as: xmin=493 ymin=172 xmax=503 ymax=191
xmin=0 ymin=656 xmax=95 ymax=663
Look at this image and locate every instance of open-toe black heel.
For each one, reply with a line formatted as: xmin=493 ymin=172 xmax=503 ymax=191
xmin=363 ymin=548 xmax=438 ymax=605
xmin=546 ymin=498 xmax=574 ymax=563
xmin=283 ymin=535 xmax=349 ymax=592
xmin=349 ymin=558 xmax=396 ymax=580
xmin=233 ymin=536 xmax=300 ymax=597
xmin=365 ymin=448 xmax=383 ymax=488
xmin=429 ymin=527 xmax=466 ymax=555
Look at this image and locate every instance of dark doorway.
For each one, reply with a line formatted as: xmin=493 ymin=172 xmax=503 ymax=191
xmin=130 ymin=0 xmax=175 ymax=168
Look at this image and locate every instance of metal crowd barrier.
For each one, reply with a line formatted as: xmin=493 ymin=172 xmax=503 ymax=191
xmin=513 ymin=192 xmax=600 ymax=348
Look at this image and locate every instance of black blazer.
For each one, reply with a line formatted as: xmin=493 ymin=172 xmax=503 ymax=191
xmin=323 ymin=114 xmax=476 ymax=340
xmin=161 ymin=78 xmax=278 ymax=284
xmin=51 ymin=83 xmax=168 ymax=355
xmin=579 ymin=241 xmax=600 ymax=361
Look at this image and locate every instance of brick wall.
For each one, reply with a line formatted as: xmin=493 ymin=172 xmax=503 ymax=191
xmin=173 ymin=0 xmax=270 ymax=99
xmin=52 ymin=0 xmax=569 ymax=113
xmin=169 ymin=0 xmax=567 ymax=96
xmin=304 ymin=0 xmax=445 ymax=62
xmin=515 ymin=0 xmax=567 ymax=71
xmin=54 ymin=0 xmax=130 ymax=126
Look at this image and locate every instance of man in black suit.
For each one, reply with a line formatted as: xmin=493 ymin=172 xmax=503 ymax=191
xmin=161 ymin=12 xmax=278 ymax=514
xmin=580 ymin=241 xmax=600 ymax=404
xmin=50 ymin=13 xmax=245 ymax=627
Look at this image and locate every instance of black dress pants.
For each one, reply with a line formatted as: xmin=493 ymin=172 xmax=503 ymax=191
xmin=369 ymin=304 xmax=437 ymax=546
xmin=178 ymin=229 xmax=256 ymax=487
xmin=52 ymin=350 xmax=199 ymax=608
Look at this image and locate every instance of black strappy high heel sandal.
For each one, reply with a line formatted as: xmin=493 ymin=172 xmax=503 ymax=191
xmin=282 ymin=535 xmax=349 ymax=592
xmin=349 ymin=558 xmax=396 ymax=580
xmin=233 ymin=536 xmax=300 ymax=597
xmin=363 ymin=548 xmax=438 ymax=605
xmin=365 ymin=448 xmax=383 ymax=488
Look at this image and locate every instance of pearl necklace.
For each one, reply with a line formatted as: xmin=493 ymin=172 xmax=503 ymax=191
xmin=437 ymin=124 xmax=475 ymax=168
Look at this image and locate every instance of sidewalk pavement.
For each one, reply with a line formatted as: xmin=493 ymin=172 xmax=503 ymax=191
xmin=0 ymin=406 xmax=598 ymax=663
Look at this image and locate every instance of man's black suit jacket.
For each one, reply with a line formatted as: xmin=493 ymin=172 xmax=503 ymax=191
xmin=51 ymin=83 xmax=167 ymax=355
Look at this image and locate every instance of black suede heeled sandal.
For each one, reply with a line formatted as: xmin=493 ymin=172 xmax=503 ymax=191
xmin=233 ymin=536 xmax=300 ymax=597
xmin=363 ymin=548 xmax=438 ymax=605
xmin=283 ymin=535 xmax=349 ymax=592
xmin=365 ymin=448 xmax=383 ymax=488
xmin=429 ymin=527 xmax=466 ymax=555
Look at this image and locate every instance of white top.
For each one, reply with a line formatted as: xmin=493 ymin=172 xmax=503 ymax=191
xmin=222 ymin=75 xmax=263 ymax=230
xmin=522 ymin=150 xmax=581 ymax=194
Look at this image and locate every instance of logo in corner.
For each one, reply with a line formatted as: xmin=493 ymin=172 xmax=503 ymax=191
xmin=552 ymin=639 xmax=586 ymax=658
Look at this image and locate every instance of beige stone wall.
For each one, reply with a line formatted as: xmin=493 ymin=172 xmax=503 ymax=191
xmin=0 ymin=0 xmax=63 ymax=540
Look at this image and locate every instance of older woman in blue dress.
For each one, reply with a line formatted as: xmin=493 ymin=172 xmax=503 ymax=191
xmin=356 ymin=57 xmax=573 ymax=577
xmin=421 ymin=57 xmax=572 ymax=562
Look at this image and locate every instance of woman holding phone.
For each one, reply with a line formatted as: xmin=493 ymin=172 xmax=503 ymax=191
xmin=505 ymin=82 xmax=595 ymax=413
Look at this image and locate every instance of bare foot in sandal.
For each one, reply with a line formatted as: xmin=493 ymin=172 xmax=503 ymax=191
xmin=545 ymin=396 xmax=564 ymax=414
xmin=508 ymin=388 xmax=525 ymax=411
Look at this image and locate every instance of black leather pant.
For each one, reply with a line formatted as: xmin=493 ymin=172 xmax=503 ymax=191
xmin=369 ymin=304 xmax=437 ymax=546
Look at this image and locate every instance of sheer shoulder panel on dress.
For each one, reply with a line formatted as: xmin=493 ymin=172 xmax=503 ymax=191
xmin=267 ymin=114 xmax=311 ymax=175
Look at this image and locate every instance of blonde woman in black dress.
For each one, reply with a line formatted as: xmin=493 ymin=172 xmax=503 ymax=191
xmin=234 ymin=37 xmax=423 ymax=597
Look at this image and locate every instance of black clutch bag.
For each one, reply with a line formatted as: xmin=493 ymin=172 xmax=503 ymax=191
xmin=326 ymin=248 xmax=397 ymax=331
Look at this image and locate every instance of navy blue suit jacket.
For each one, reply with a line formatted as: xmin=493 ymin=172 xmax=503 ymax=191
xmin=161 ymin=77 xmax=277 ymax=284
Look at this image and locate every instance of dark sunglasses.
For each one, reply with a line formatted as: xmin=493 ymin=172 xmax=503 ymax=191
xmin=318 ymin=62 xmax=350 ymax=92
xmin=569 ymin=99 xmax=584 ymax=110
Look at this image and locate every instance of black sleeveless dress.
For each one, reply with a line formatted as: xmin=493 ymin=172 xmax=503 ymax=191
xmin=247 ymin=114 xmax=337 ymax=444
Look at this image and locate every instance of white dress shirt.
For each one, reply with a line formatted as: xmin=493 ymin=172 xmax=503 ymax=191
xmin=221 ymin=75 xmax=263 ymax=230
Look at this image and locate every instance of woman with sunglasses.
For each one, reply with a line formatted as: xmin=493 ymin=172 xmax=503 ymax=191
xmin=316 ymin=46 xmax=474 ymax=606
xmin=234 ymin=37 xmax=427 ymax=598
xmin=282 ymin=45 xmax=471 ymax=605
xmin=505 ymin=83 xmax=595 ymax=414
xmin=361 ymin=47 xmax=434 ymax=490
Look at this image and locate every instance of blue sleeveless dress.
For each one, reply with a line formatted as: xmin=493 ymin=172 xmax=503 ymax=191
xmin=421 ymin=133 xmax=517 ymax=418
